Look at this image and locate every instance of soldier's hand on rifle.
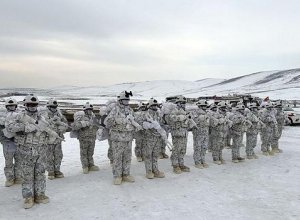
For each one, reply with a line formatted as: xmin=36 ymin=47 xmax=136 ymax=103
xmin=25 ymin=123 xmax=37 ymax=133
xmin=177 ymin=115 xmax=186 ymax=121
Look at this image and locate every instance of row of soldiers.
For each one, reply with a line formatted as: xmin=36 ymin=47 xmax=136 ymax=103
xmin=0 ymin=92 xmax=285 ymax=209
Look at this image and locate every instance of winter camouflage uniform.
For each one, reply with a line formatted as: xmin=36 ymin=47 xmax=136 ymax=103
xmin=72 ymin=111 xmax=98 ymax=169
xmin=166 ymin=107 xmax=194 ymax=170
xmin=44 ymin=108 xmax=68 ymax=175
xmin=6 ymin=110 xmax=49 ymax=199
xmin=230 ymin=110 xmax=251 ymax=161
xmin=133 ymin=110 xmax=146 ymax=160
xmin=1 ymin=110 xmax=22 ymax=184
xmin=142 ymin=108 xmax=165 ymax=177
xmin=245 ymin=109 xmax=261 ymax=158
xmin=158 ymin=109 xmax=169 ymax=158
xmin=208 ymin=109 xmax=231 ymax=163
xmin=192 ymin=108 xmax=210 ymax=166
xmin=225 ymin=110 xmax=235 ymax=148
xmin=272 ymin=108 xmax=285 ymax=152
xmin=104 ymin=103 xmax=137 ymax=179
xmin=259 ymin=108 xmax=278 ymax=154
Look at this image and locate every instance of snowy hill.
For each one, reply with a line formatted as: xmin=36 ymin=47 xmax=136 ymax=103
xmin=1 ymin=68 xmax=299 ymax=102
xmin=192 ymin=68 xmax=300 ymax=99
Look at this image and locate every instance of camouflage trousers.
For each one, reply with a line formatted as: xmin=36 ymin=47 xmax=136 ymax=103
xmin=232 ymin=133 xmax=243 ymax=160
xmin=2 ymin=140 xmax=22 ymax=181
xmin=246 ymin=133 xmax=258 ymax=156
xmin=18 ymin=144 xmax=47 ymax=199
xmin=170 ymin=136 xmax=187 ymax=167
xmin=271 ymin=125 xmax=283 ymax=150
xmin=261 ymin=127 xmax=273 ymax=152
xmin=211 ymin=134 xmax=224 ymax=161
xmin=193 ymin=134 xmax=208 ymax=165
xmin=135 ymin=134 xmax=144 ymax=158
xmin=47 ymin=142 xmax=63 ymax=172
xmin=226 ymin=132 xmax=232 ymax=147
xmin=79 ymin=139 xmax=96 ymax=169
xmin=111 ymin=140 xmax=132 ymax=178
xmin=158 ymin=134 xmax=167 ymax=154
xmin=107 ymin=139 xmax=113 ymax=162
xmin=143 ymin=136 xmax=160 ymax=173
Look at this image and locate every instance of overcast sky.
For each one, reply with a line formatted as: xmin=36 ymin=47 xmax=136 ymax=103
xmin=0 ymin=0 xmax=299 ymax=88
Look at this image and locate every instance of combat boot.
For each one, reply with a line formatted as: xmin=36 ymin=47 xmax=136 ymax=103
xmin=268 ymin=151 xmax=275 ymax=156
xmin=173 ymin=166 xmax=182 ymax=174
xmin=113 ymin=177 xmax=122 ymax=185
xmin=221 ymin=159 xmax=226 ymax=164
xmin=146 ymin=172 xmax=154 ymax=179
xmin=82 ymin=167 xmax=89 ymax=174
xmin=237 ymin=157 xmax=245 ymax=162
xmin=5 ymin=179 xmax=14 ymax=187
xmin=262 ymin=151 xmax=269 ymax=156
xmin=159 ymin=153 xmax=164 ymax=159
xmin=136 ymin=157 xmax=143 ymax=162
xmin=202 ymin=162 xmax=209 ymax=168
xmin=247 ymin=155 xmax=254 ymax=159
xmin=162 ymin=153 xmax=169 ymax=159
xmin=34 ymin=194 xmax=49 ymax=204
xmin=213 ymin=160 xmax=221 ymax=165
xmin=89 ymin=165 xmax=100 ymax=171
xmin=179 ymin=165 xmax=190 ymax=172
xmin=23 ymin=197 xmax=34 ymax=209
xmin=154 ymin=171 xmax=165 ymax=178
xmin=232 ymin=159 xmax=239 ymax=163
xmin=253 ymin=154 xmax=259 ymax=159
xmin=14 ymin=177 xmax=23 ymax=184
xmin=122 ymin=175 xmax=135 ymax=183
xmin=55 ymin=171 xmax=64 ymax=178
xmin=195 ymin=163 xmax=204 ymax=169
xmin=272 ymin=148 xmax=283 ymax=153
xmin=48 ymin=171 xmax=55 ymax=180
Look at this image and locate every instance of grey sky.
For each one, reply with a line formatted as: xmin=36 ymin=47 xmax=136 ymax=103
xmin=0 ymin=0 xmax=299 ymax=88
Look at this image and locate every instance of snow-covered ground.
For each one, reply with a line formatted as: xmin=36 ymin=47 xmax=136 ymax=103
xmin=0 ymin=127 xmax=299 ymax=220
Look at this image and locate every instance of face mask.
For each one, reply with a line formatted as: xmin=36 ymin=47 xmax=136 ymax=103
xmin=200 ymin=106 xmax=207 ymax=111
xmin=49 ymin=107 xmax=57 ymax=112
xmin=27 ymin=106 xmax=37 ymax=112
xmin=85 ymin=110 xmax=93 ymax=115
xmin=6 ymin=105 xmax=16 ymax=112
xmin=177 ymin=103 xmax=186 ymax=110
xmin=150 ymin=106 xmax=158 ymax=111
xmin=121 ymin=99 xmax=129 ymax=106
xmin=219 ymin=107 xmax=226 ymax=112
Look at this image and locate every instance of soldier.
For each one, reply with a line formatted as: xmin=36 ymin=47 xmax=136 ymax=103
xmin=72 ymin=102 xmax=99 ymax=174
xmin=209 ymin=102 xmax=232 ymax=165
xmin=133 ymin=103 xmax=148 ymax=162
xmin=245 ymin=103 xmax=262 ymax=159
xmin=165 ymin=95 xmax=196 ymax=174
xmin=230 ymin=103 xmax=251 ymax=163
xmin=0 ymin=98 xmax=22 ymax=187
xmin=259 ymin=102 xmax=278 ymax=156
xmin=6 ymin=95 xmax=50 ymax=209
xmin=157 ymin=104 xmax=169 ymax=159
xmin=44 ymin=99 xmax=68 ymax=180
xmin=104 ymin=91 xmax=142 ymax=185
xmin=272 ymin=101 xmax=285 ymax=153
xmin=142 ymin=98 xmax=165 ymax=179
xmin=192 ymin=100 xmax=210 ymax=169
xmin=225 ymin=104 xmax=234 ymax=149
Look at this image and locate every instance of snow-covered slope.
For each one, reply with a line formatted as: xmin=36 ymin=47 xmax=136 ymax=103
xmin=190 ymin=68 xmax=300 ymax=99
xmin=53 ymin=68 xmax=299 ymax=100
xmin=1 ymin=68 xmax=299 ymax=101
xmin=54 ymin=78 xmax=225 ymax=99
